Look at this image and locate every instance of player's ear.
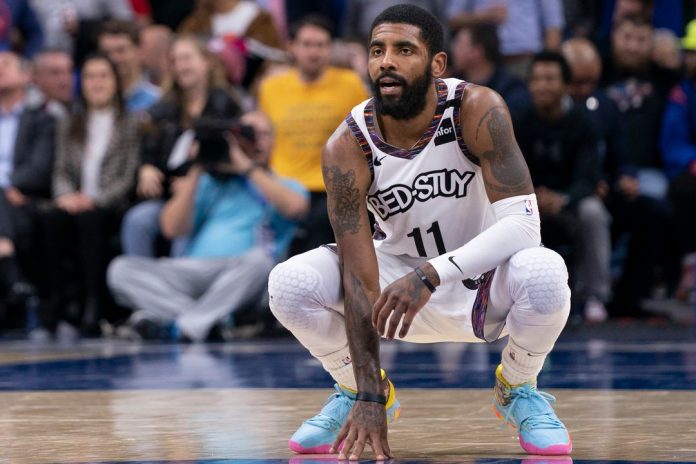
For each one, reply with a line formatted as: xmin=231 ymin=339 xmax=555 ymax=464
xmin=431 ymin=51 xmax=447 ymax=77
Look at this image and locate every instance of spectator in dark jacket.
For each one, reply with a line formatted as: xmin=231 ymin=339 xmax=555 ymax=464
xmin=563 ymin=37 xmax=668 ymax=318
xmin=120 ymin=35 xmax=242 ymax=257
xmin=450 ymin=23 xmax=530 ymax=118
xmin=39 ymin=54 xmax=140 ymax=335
xmin=0 ymin=51 xmax=54 ymax=310
xmin=515 ymin=51 xmax=610 ymax=322
xmin=600 ymin=14 xmax=680 ymax=316
xmin=0 ymin=0 xmax=43 ymax=57
xmin=601 ymin=14 xmax=680 ymax=177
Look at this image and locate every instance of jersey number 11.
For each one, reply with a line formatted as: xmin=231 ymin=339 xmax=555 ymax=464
xmin=407 ymin=221 xmax=447 ymax=257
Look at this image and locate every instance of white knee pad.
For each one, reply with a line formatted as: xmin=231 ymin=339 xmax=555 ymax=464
xmin=268 ymin=260 xmax=324 ymax=331
xmin=508 ymin=247 xmax=570 ymax=315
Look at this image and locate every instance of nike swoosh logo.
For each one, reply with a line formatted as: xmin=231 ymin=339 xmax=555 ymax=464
xmin=374 ymin=156 xmax=387 ymax=166
xmin=448 ymin=256 xmax=463 ymax=273
xmin=527 ymin=352 xmax=544 ymax=357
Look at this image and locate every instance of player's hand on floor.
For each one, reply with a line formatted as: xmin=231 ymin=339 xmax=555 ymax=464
xmin=332 ymin=400 xmax=391 ymax=460
xmin=373 ymin=271 xmax=432 ymax=340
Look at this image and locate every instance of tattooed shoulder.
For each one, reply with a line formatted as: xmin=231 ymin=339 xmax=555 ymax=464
xmin=325 ymin=121 xmax=357 ymax=148
xmin=322 ymin=123 xmax=367 ymax=239
xmin=474 ymin=103 xmax=532 ymax=196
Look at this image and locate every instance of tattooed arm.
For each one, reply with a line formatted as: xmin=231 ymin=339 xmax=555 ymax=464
xmin=323 ymin=122 xmax=391 ymax=461
xmin=463 ymin=86 xmax=534 ymax=202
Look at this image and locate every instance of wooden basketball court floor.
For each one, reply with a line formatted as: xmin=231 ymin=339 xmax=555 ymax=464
xmin=0 ymin=322 xmax=694 ymax=464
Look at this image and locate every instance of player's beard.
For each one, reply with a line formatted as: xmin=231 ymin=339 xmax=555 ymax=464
xmin=371 ymin=64 xmax=432 ymax=120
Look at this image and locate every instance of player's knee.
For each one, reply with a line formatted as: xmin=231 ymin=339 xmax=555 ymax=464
xmin=268 ymin=260 xmax=323 ymax=327
xmin=509 ymin=247 xmax=570 ymax=315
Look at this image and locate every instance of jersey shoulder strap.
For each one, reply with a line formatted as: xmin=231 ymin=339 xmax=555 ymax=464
xmin=445 ymin=79 xmax=480 ymax=166
xmin=345 ymin=106 xmax=375 ymax=180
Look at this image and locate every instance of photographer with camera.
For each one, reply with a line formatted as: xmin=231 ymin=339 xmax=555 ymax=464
xmin=121 ymin=35 xmax=242 ymax=258
xmin=107 ymin=111 xmax=309 ymax=342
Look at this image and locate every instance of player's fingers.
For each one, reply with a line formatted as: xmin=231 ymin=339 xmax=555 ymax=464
xmin=383 ymin=436 xmax=392 ymax=458
xmin=385 ymin=302 xmax=407 ymax=340
xmin=338 ymin=428 xmax=357 ymax=460
xmin=332 ymin=421 xmax=350 ymax=454
xmin=399 ymin=306 xmax=418 ymax=339
xmin=373 ymin=292 xmax=388 ymax=327
xmin=349 ymin=431 xmax=368 ymax=460
xmin=370 ymin=432 xmax=387 ymax=461
xmin=375 ymin=294 xmax=397 ymax=336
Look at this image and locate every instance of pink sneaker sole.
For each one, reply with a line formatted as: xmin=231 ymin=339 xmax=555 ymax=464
xmin=494 ymin=405 xmax=572 ymax=455
xmin=288 ymin=439 xmax=345 ymax=454
xmin=519 ymin=436 xmax=573 ymax=455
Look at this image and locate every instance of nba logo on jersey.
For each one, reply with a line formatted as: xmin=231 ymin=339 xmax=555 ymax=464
xmin=525 ymin=199 xmax=533 ymax=215
xmin=434 ymin=118 xmax=456 ymax=146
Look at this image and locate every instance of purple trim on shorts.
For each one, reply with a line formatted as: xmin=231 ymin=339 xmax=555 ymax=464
xmin=322 ymin=244 xmax=339 ymax=254
xmin=471 ymin=269 xmax=497 ymax=341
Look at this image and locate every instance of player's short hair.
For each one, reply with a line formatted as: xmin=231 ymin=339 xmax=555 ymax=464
xmin=370 ymin=4 xmax=444 ymax=57
xmin=456 ymin=23 xmax=501 ymax=63
xmin=530 ymin=50 xmax=573 ymax=84
xmin=289 ymin=14 xmax=335 ymax=40
xmin=100 ymin=20 xmax=141 ymax=45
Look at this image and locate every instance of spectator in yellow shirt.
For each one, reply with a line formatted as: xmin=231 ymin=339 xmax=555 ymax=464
xmin=259 ymin=15 xmax=368 ymax=254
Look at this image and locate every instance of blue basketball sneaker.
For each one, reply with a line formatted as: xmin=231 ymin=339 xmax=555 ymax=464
xmin=493 ymin=365 xmax=572 ymax=455
xmin=289 ymin=375 xmax=400 ymax=454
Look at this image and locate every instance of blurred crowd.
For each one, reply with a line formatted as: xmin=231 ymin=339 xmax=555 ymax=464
xmin=0 ymin=0 xmax=695 ymax=342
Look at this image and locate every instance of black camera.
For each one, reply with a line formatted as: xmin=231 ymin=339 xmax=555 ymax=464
xmin=193 ymin=118 xmax=256 ymax=167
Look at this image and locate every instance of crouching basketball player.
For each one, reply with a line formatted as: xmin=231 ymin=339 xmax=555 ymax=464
xmin=268 ymin=4 xmax=572 ymax=460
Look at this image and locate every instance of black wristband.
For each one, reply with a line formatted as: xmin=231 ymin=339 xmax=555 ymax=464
xmin=414 ymin=267 xmax=436 ymax=293
xmin=241 ymin=163 xmax=259 ymax=177
xmin=355 ymin=392 xmax=387 ymax=405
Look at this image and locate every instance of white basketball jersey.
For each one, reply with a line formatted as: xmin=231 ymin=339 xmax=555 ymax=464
xmin=346 ymin=78 xmax=496 ymax=259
